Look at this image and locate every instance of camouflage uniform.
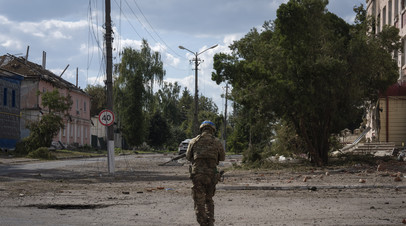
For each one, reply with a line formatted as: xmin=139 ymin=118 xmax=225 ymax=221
xmin=186 ymin=122 xmax=225 ymax=226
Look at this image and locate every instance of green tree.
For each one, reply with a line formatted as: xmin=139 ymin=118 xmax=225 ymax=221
xmin=114 ymin=40 xmax=165 ymax=147
xmin=178 ymin=88 xmax=194 ymax=135
xmin=23 ymin=90 xmax=72 ymax=153
xmin=148 ymin=111 xmax=170 ymax=148
xmin=212 ymin=1 xmax=400 ymax=166
xmin=141 ymin=39 xmax=166 ymax=113
xmin=85 ymin=84 xmax=105 ymax=117
xmin=155 ymin=82 xmax=182 ymax=125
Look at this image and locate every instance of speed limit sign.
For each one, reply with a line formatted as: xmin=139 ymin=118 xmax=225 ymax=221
xmin=98 ymin=109 xmax=115 ymax=126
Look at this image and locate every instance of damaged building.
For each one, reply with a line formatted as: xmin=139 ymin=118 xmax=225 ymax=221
xmin=364 ymin=0 xmax=406 ymax=148
xmin=0 ymin=53 xmax=91 ymax=149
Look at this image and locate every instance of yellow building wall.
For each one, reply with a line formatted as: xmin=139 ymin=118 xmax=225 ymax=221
xmin=379 ymin=97 xmax=406 ymax=146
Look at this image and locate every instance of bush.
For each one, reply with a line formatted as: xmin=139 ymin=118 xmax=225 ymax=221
xmin=264 ymin=121 xmax=306 ymax=158
xmin=14 ymin=138 xmax=31 ymax=156
xmin=242 ymin=145 xmax=263 ymax=163
xmin=27 ymin=147 xmax=56 ymax=160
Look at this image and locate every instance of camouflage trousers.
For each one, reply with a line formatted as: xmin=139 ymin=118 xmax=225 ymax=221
xmin=191 ymin=173 xmax=217 ymax=226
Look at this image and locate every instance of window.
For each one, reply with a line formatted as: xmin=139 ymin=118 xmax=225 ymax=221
xmin=3 ymin=88 xmax=7 ymax=106
xmin=84 ymin=101 xmax=87 ymax=112
xmin=403 ymin=39 xmax=406 ymax=67
xmin=377 ymin=13 xmax=381 ymax=33
xmin=85 ymin=127 xmax=88 ymax=138
xmin=76 ymin=99 xmax=79 ymax=110
xmin=396 ymin=0 xmax=399 ymax=13
xmin=12 ymin=90 xmax=15 ymax=107
xmin=389 ymin=1 xmax=393 ymax=25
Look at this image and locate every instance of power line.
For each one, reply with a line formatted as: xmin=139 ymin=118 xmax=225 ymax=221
xmin=123 ymin=0 xmax=159 ymax=43
xmin=132 ymin=0 xmax=185 ymax=59
xmin=87 ymin=0 xmax=106 ymax=87
xmin=112 ymin=0 xmax=143 ymax=40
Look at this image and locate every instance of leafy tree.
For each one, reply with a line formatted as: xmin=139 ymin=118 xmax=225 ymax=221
xmin=114 ymin=40 xmax=165 ymax=147
xmin=148 ymin=111 xmax=170 ymax=148
xmin=85 ymin=84 xmax=106 ymax=117
xmin=178 ymin=88 xmax=194 ymax=135
xmin=141 ymin=39 xmax=166 ymax=113
xmin=114 ymin=48 xmax=146 ymax=146
xmin=155 ymin=82 xmax=182 ymax=125
xmin=212 ymin=1 xmax=400 ymax=166
xmin=21 ymin=90 xmax=72 ymax=154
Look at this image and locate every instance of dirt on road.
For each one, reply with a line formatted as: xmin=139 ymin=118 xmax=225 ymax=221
xmin=0 ymin=154 xmax=406 ymax=226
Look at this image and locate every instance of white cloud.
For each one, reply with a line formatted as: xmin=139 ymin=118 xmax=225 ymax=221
xmin=165 ymin=53 xmax=180 ymax=67
xmin=51 ymin=31 xmax=71 ymax=40
xmin=80 ymin=43 xmax=100 ymax=55
xmin=17 ymin=19 xmax=87 ymax=41
xmin=119 ymin=39 xmax=143 ymax=49
xmin=0 ymin=15 xmax=10 ymax=24
xmin=151 ymin=42 xmax=166 ymax=53
xmin=165 ymin=75 xmax=194 ymax=93
xmin=87 ymin=75 xmax=105 ymax=87
xmin=1 ymin=39 xmax=22 ymax=49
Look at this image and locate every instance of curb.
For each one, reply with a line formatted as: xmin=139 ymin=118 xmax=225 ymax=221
xmin=217 ymin=184 xmax=406 ymax=191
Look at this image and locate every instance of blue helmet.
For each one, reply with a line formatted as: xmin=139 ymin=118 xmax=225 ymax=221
xmin=200 ymin=120 xmax=216 ymax=132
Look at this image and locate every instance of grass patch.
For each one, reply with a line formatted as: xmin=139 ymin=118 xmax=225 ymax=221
xmin=51 ymin=149 xmax=104 ymax=159
xmin=50 ymin=148 xmax=177 ymax=159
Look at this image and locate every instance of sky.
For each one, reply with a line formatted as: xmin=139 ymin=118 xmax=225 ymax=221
xmin=0 ymin=0 xmax=365 ymax=115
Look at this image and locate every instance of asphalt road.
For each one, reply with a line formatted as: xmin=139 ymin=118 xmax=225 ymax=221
xmin=0 ymin=154 xmax=405 ymax=226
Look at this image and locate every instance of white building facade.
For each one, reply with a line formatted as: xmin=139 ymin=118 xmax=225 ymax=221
xmin=366 ymin=0 xmax=406 ymax=146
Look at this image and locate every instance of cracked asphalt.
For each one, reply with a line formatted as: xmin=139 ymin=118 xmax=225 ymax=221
xmin=0 ymin=154 xmax=405 ymax=225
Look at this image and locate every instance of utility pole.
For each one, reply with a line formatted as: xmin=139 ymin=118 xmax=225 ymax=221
xmin=105 ymin=0 xmax=115 ymax=174
xmin=223 ymin=82 xmax=229 ymax=152
xmin=178 ymin=44 xmax=218 ymax=136
xmin=192 ymin=54 xmax=200 ymax=136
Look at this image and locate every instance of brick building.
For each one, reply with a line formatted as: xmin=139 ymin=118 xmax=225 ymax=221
xmin=0 ymin=68 xmax=23 ymax=149
xmin=0 ymin=54 xmax=91 ymax=148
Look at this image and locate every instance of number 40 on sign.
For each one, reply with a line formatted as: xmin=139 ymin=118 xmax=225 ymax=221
xmin=98 ymin=109 xmax=115 ymax=126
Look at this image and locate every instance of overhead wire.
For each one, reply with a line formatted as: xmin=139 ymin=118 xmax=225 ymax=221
xmin=123 ymin=0 xmax=159 ymax=44
xmin=112 ymin=0 xmax=189 ymax=73
xmin=132 ymin=0 xmax=186 ymax=59
xmin=89 ymin=0 xmax=192 ymax=88
xmin=115 ymin=0 xmax=123 ymax=66
xmin=87 ymin=0 xmax=106 ymax=86
xmin=112 ymin=0 xmax=143 ymax=40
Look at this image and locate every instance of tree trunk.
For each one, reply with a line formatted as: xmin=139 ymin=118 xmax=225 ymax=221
xmin=299 ymin=118 xmax=327 ymax=167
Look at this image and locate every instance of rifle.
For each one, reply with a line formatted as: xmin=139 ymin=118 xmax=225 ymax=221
xmin=159 ymin=153 xmax=186 ymax=166
xmin=217 ymin=170 xmax=225 ymax=182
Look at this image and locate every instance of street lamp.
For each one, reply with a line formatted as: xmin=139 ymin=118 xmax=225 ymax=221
xmin=179 ymin=44 xmax=218 ymax=136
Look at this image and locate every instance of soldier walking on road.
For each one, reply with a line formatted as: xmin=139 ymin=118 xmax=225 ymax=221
xmin=186 ymin=120 xmax=225 ymax=226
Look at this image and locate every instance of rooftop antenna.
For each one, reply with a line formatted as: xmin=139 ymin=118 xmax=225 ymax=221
xmin=60 ymin=64 xmax=70 ymax=77
xmin=42 ymin=51 xmax=46 ymax=69
xmin=25 ymin=46 xmax=30 ymax=64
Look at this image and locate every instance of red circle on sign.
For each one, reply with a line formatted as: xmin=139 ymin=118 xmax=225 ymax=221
xmin=98 ymin=109 xmax=115 ymax=126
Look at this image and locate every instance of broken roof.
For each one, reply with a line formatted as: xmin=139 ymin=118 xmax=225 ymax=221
xmin=0 ymin=54 xmax=87 ymax=95
xmin=0 ymin=68 xmax=24 ymax=84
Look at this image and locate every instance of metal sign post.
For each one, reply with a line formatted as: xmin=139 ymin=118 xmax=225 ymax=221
xmin=99 ymin=109 xmax=115 ymax=174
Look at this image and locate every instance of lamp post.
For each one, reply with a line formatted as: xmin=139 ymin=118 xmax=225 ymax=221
xmin=179 ymin=44 xmax=218 ymax=136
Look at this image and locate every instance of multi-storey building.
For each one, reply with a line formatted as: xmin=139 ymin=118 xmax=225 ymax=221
xmin=367 ymin=0 xmax=406 ymax=80
xmin=0 ymin=54 xmax=91 ymax=148
xmin=366 ymin=0 xmax=406 ymax=146
xmin=0 ymin=68 xmax=23 ymax=150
